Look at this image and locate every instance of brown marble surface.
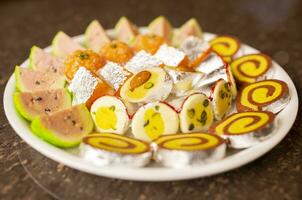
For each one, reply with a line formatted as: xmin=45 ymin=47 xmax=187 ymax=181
xmin=0 ymin=0 xmax=302 ymax=199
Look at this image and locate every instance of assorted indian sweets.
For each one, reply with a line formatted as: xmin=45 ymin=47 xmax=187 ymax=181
xmin=13 ymin=16 xmax=290 ymax=168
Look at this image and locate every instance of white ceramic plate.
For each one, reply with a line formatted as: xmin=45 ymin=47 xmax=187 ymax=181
xmin=3 ymin=31 xmax=298 ymax=181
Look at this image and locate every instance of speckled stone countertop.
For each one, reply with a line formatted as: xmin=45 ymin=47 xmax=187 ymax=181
xmin=0 ymin=0 xmax=301 ymax=199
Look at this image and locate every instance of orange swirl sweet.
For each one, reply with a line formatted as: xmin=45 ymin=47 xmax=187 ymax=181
xmin=209 ymin=36 xmax=240 ymax=63
xmin=82 ymin=133 xmax=150 ymax=154
xmin=231 ymin=54 xmax=271 ymax=84
xmin=209 ymin=111 xmax=274 ymax=136
xmin=237 ymin=79 xmax=289 ymax=112
xmin=154 ymin=133 xmax=224 ymax=151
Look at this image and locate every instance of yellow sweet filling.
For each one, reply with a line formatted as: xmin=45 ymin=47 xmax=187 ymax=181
xmin=143 ymin=108 xmax=165 ymax=140
xmin=240 ymin=80 xmax=283 ymax=110
xmin=95 ymin=106 xmax=117 ymax=130
xmin=184 ymin=98 xmax=213 ymax=131
xmin=210 ymin=36 xmax=239 ymax=58
xmin=155 ymin=133 xmax=222 ymax=151
xmin=231 ymin=54 xmax=270 ymax=83
xmin=84 ymin=133 xmax=149 ymax=154
xmin=124 ymin=72 xmax=159 ymax=100
xmin=215 ymin=82 xmax=232 ymax=118
xmin=213 ymin=111 xmax=271 ymax=135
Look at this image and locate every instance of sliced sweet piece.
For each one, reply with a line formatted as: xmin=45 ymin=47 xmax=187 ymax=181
xmin=15 ymin=66 xmax=66 ymax=92
xmin=179 ymin=93 xmax=214 ymax=133
xmin=90 ymin=96 xmax=130 ymax=134
xmin=100 ymin=40 xmax=134 ymax=64
xmin=64 ymin=49 xmax=106 ymax=80
xmin=52 ymin=31 xmax=84 ymax=58
xmin=210 ymin=111 xmax=275 ymax=148
xmin=97 ymin=61 xmax=131 ymax=91
xmin=237 ymin=79 xmax=290 ymax=113
xmin=85 ymin=20 xmax=110 ymax=51
xmin=209 ymin=35 xmax=241 ymax=63
xmin=115 ymin=17 xmax=139 ymax=44
xmin=80 ymin=133 xmax=151 ymax=167
xmin=14 ymin=88 xmax=71 ymax=121
xmin=131 ymin=102 xmax=179 ymax=142
xmin=173 ymin=18 xmax=203 ymax=47
xmin=210 ymin=79 xmax=232 ymax=120
xmin=179 ymin=36 xmax=211 ymax=67
xmin=148 ymin=16 xmax=173 ymax=44
xmin=29 ymin=46 xmax=64 ymax=74
xmin=196 ymin=52 xmax=237 ymax=98
xmin=227 ymin=63 xmax=238 ymax=98
xmin=120 ymin=68 xmax=173 ymax=103
xmin=164 ymin=89 xmax=203 ymax=112
xmin=124 ymin=50 xmax=163 ymax=73
xmin=133 ymin=34 xmax=165 ymax=54
xmin=153 ymin=133 xmax=226 ymax=168
xmin=230 ymin=53 xmax=272 ymax=84
xmin=164 ymin=66 xmax=203 ymax=96
xmin=31 ymin=104 xmax=93 ymax=148
xmin=68 ymin=67 xmax=114 ymax=108
xmin=154 ymin=44 xmax=190 ymax=69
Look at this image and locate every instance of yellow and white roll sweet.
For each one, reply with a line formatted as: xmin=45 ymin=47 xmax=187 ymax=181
xmin=209 ymin=35 xmax=241 ymax=63
xmin=131 ymin=102 xmax=179 ymax=142
xmin=227 ymin=63 xmax=238 ymax=99
xmin=179 ymin=93 xmax=214 ymax=133
xmin=153 ymin=133 xmax=226 ymax=168
xmin=80 ymin=133 xmax=152 ymax=167
xmin=210 ymin=79 xmax=233 ymax=120
xmin=120 ymin=67 xmax=173 ymax=103
xmin=231 ymin=53 xmax=272 ymax=84
xmin=90 ymin=96 xmax=130 ymax=134
xmin=237 ymin=79 xmax=290 ymax=113
xmin=209 ymin=111 xmax=275 ymax=148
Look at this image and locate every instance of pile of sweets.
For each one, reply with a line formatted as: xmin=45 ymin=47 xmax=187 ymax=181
xmin=14 ymin=16 xmax=290 ymax=168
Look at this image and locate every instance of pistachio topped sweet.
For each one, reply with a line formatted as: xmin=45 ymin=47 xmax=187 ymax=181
xmin=131 ymin=102 xmax=179 ymax=142
xmin=120 ymin=68 xmax=172 ymax=103
xmin=179 ymin=93 xmax=214 ymax=133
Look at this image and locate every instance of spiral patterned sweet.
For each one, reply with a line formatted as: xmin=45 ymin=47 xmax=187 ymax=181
xmin=154 ymin=133 xmax=224 ymax=151
xmin=209 ymin=111 xmax=275 ymax=136
xmin=231 ymin=54 xmax=271 ymax=83
xmin=210 ymin=35 xmax=241 ymax=63
xmin=236 ymin=79 xmax=289 ymax=112
xmin=82 ymin=133 xmax=150 ymax=154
